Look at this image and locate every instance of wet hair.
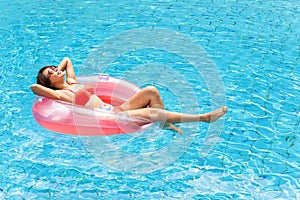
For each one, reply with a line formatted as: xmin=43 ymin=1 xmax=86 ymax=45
xmin=36 ymin=65 xmax=58 ymax=89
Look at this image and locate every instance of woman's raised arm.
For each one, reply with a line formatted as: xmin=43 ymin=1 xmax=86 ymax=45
xmin=30 ymin=84 xmax=61 ymax=99
xmin=30 ymin=84 xmax=73 ymax=103
xmin=57 ymin=57 xmax=78 ymax=84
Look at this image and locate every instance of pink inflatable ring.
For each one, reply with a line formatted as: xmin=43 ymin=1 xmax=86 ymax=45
xmin=32 ymin=74 xmax=153 ymax=136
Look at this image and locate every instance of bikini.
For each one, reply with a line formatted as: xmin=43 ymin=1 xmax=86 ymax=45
xmin=64 ymin=84 xmax=115 ymax=113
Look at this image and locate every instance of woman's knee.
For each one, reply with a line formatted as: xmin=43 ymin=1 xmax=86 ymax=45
xmin=144 ymin=86 xmax=160 ymax=96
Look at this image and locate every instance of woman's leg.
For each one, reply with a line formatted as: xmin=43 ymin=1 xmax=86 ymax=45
xmin=119 ymin=86 xmax=165 ymax=111
xmin=125 ymin=107 xmax=227 ymax=123
xmin=118 ymin=86 xmax=184 ymax=133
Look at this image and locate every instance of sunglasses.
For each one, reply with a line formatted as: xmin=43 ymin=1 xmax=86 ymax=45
xmin=46 ymin=66 xmax=58 ymax=78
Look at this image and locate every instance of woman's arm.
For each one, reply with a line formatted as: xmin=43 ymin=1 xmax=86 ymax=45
xmin=31 ymin=84 xmax=60 ymax=99
xmin=30 ymin=84 xmax=73 ymax=103
xmin=57 ymin=57 xmax=78 ymax=84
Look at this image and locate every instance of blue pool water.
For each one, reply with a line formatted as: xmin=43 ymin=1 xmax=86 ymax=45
xmin=1 ymin=0 xmax=299 ymax=199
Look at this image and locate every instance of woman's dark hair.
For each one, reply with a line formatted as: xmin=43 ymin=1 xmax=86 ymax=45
xmin=36 ymin=65 xmax=58 ymax=89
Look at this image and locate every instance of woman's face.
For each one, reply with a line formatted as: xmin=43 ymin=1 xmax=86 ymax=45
xmin=42 ymin=66 xmax=65 ymax=85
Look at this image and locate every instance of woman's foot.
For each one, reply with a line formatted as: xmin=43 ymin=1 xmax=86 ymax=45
xmin=201 ymin=107 xmax=228 ymax=122
xmin=160 ymin=122 xmax=183 ymax=134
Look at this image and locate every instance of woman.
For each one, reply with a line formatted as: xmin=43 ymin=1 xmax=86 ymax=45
xmin=31 ymin=57 xmax=227 ymax=134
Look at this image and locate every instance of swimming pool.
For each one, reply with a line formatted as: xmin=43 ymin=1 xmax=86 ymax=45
xmin=1 ymin=0 xmax=299 ymax=199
